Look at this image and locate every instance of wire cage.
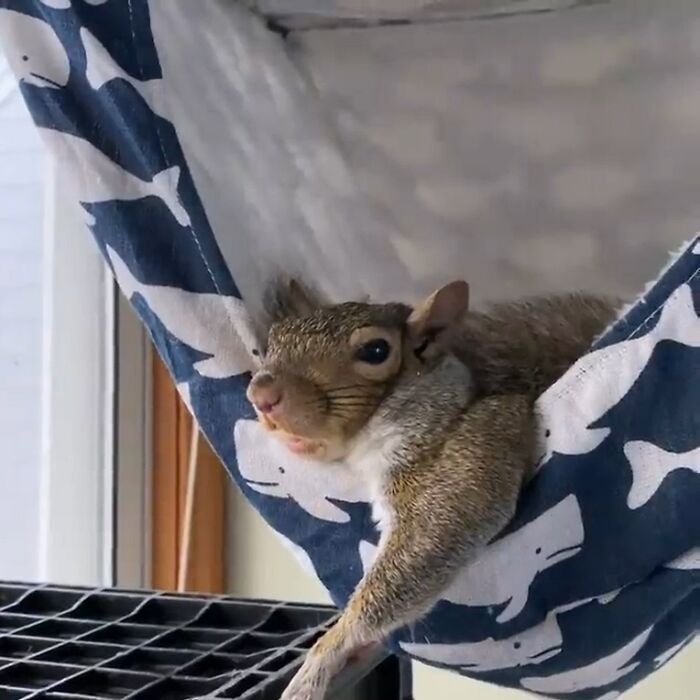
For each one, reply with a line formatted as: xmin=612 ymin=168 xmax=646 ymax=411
xmin=0 ymin=581 xmax=401 ymax=700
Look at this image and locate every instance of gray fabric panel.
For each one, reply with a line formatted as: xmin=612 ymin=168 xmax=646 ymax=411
xmin=289 ymin=0 xmax=700 ymax=303
xmin=151 ymin=0 xmax=700 ymax=314
xmin=148 ymin=1 xmax=408 ymax=320
xmin=254 ymin=1 xmax=618 ymax=29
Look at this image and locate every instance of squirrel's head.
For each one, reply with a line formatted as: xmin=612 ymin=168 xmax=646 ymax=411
xmin=246 ymin=278 xmax=470 ymax=461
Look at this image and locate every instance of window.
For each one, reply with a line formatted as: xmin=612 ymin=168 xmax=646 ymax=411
xmin=0 ymin=52 xmax=150 ymax=588
xmin=0 ymin=53 xmax=46 ymax=581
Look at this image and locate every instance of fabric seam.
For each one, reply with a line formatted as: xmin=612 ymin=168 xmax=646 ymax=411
xmin=542 ymin=254 xmax=700 ymax=406
xmin=126 ymin=0 xmax=224 ymax=299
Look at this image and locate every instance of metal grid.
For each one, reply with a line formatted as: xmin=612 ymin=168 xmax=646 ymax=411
xmin=0 ymin=581 xmax=339 ymax=699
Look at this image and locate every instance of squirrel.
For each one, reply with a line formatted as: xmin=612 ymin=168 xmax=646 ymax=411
xmin=245 ymin=278 xmax=618 ymax=700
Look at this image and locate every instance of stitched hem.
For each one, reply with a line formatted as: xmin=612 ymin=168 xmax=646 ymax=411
xmin=540 ymin=236 xmax=700 ymax=406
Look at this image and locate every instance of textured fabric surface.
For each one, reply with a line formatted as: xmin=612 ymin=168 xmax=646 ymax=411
xmin=1 ymin=1 xmax=697 ymax=697
xmin=254 ymin=0 xmax=604 ymax=28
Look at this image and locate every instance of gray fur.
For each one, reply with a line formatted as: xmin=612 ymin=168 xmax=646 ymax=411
xmin=253 ymin=282 xmax=617 ymax=700
xmin=450 ymin=292 xmax=619 ymax=397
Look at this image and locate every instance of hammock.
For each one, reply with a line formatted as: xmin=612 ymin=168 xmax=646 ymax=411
xmin=1 ymin=1 xmax=698 ymax=698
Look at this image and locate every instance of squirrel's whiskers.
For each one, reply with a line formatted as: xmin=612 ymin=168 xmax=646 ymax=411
xmin=245 ymin=277 xmax=618 ymax=700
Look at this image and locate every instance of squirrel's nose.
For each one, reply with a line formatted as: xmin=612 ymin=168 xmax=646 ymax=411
xmin=248 ymin=372 xmax=284 ymax=414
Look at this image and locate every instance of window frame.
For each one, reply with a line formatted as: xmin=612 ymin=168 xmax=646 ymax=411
xmin=39 ymin=164 xmax=152 ymax=588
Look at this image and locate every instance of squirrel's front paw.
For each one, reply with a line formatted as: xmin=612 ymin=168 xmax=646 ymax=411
xmin=279 ymin=663 xmax=329 ymax=700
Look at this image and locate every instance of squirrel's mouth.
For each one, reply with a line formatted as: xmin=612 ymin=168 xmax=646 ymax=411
xmin=254 ymin=406 xmax=341 ymax=460
xmin=284 ymin=436 xmax=318 ymax=454
xmin=257 ymin=415 xmax=327 ymax=458
xmin=280 ymin=434 xmax=330 ymax=460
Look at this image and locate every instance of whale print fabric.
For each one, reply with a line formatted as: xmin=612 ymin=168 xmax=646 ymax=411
xmin=0 ymin=1 xmax=697 ymax=697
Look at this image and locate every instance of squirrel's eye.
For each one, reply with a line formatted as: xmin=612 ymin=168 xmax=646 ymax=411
xmin=355 ymin=338 xmax=391 ymax=365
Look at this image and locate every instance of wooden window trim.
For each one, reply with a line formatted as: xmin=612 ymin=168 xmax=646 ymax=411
xmin=151 ymin=353 xmax=225 ymax=593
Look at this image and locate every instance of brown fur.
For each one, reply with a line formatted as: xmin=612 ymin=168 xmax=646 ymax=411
xmin=248 ymin=294 xmax=414 ymax=461
xmin=345 ymin=394 xmax=533 ymax=629
xmin=247 ymin=279 xmax=618 ymax=700
xmin=450 ymin=293 xmax=620 ymax=398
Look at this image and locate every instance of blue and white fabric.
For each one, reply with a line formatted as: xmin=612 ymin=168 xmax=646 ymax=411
xmin=0 ymin=2 xmax=698 ymax=698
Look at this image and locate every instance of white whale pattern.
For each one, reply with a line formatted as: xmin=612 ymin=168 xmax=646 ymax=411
xmin=3 ymin=5 xmax=698 ymax=695
xmin=624 ymin=441 xmax=700 ymax=509
xmin=40 ymin=0 xmax=108 ymax=6
xmin=654 ymin=636 xmax=693 ymax=668
xmin=596 ymin=589 xmax=621 ymax=605
xmin=359 ymin=496 xmax=584 ymax=623
xmin=665 ymin=546 xmax=700 ymax=571
xmin=402 ymin=610 xmax=564 ymax=673
xmin=0 ymin=9 xmax=70 ymax=89
xmin=39 ymin=127 xmax=191 ymax=227
xmin=107 ymin=246 xmax=258 ymax=379
xmin=536 ymin=283 xmax=700 ymax=465
xmin=361 ymin=537 xmax=616 ymax=608
xmin=520 ymin=627 xmax=652 ymax=693
xmin=401 ymin=586 xmax=622 ymax=673
xmin=552 ymin=589 xmax=622 ymax=615
xmin=234 ymin=419 xmax=369 ymax=523
xmin=80 ymin=27 xmax=164 ymax=118
xmin=358 ymin=539 xmax=377 ymax=574
xmin=39 ymin=0 xmax=71 ymax=9
xmin=439 ymin=495 xmax=584 ymax=622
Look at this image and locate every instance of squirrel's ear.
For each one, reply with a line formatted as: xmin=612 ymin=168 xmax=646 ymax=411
xmin=286 ymin=278 xmax=326 ymax=316
xmin=407 ymin=280 xmax=470 ymax=340
xmin=263 ymin=276 xmax=327 ymax=323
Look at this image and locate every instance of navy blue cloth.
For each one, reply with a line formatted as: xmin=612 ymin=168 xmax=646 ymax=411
xmin=1 ymin=2 xmax=697 ymax=697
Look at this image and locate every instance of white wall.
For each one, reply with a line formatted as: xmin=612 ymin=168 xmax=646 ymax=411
xmin=0 ymin=56 xmax=46 ymax=580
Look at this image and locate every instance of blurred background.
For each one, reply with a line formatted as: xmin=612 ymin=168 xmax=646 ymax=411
xmin=0 ymin=0 xmax=697 ymax=698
